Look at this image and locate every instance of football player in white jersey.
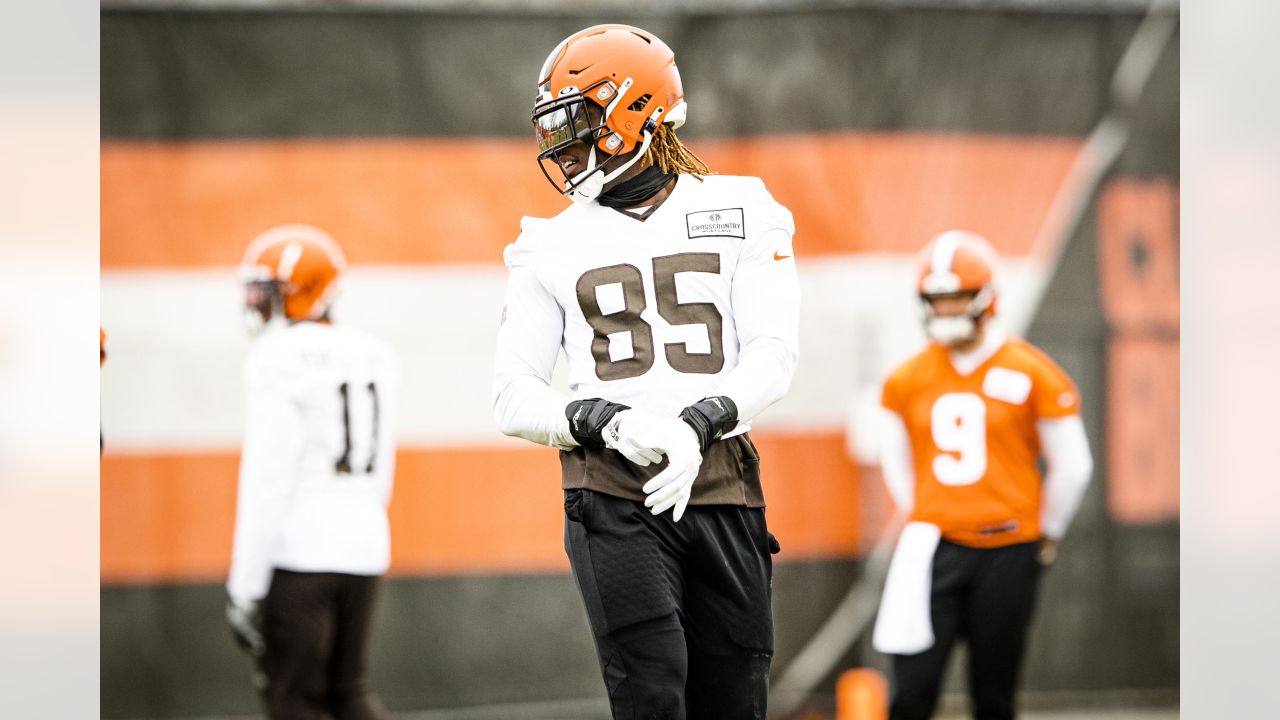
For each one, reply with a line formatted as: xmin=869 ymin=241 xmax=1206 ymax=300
xmin=493 ymin=24 xmax=800 ymax=718
xmin=226 ymin=225 xmax=399 ymax=720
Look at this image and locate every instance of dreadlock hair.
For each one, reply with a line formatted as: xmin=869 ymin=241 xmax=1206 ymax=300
xmin=643 ymin=123 xmax=713 ymax=178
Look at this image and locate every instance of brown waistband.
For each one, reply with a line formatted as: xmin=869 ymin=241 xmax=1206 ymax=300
xmin=559 ymin=433 xmax=764 ymax=508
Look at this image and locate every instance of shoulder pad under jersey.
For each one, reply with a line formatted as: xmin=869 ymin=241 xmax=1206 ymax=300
xmin=696 ymin=175 xmax=794 ymax=237
xmin=503 ymin=217 xmax=556 ymax=270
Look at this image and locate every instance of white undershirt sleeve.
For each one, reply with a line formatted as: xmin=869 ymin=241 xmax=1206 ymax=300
xmin=492 ymin=264 xmax=577 ymax=450
xmin=879 ymin=409 xmax=916 ymax=516
xmin=227 ymin=358 xmax=305 ymax=601
xmin=715 ymin=227 xmax=801 ymax=423
xmin=1037 ymin=414 xmax=1094 ymax=539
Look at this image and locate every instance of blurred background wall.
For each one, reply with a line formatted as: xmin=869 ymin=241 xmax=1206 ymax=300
xmin=100 ymin=1 xmax=1178 ymax=717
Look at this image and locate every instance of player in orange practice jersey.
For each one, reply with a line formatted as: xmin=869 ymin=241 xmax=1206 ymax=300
xmin=871 ymin=231 xmax=1093 ymax=720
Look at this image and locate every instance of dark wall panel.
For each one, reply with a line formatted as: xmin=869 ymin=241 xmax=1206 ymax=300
xmin=101 ymin=560 xmax=862 ymax=718
xmin=1023 ymin=208 xmax=1179 ymax=694
xmin=102 ymin=8 xmax=1142 ymax=140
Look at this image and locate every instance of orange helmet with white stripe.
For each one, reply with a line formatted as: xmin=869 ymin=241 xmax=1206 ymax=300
xmin=916 ymin=230 xmax=999 ymax=344
xmin=239 ymin=224 xmax=346 ymax=326
xmin=532 ymin=24 xmax=686 ymax=202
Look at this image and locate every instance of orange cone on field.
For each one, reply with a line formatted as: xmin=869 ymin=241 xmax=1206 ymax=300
xmin=836 ymin=667 xmax=888 ymax=720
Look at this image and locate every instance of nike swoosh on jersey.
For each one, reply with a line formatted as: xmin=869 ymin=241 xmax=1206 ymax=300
xmin=773 ymin=252 xmax=792 ymax=261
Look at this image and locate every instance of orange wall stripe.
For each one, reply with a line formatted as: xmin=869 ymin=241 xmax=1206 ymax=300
xmin=100 ymin=431 xmax=860 ymax=585
xmin=101 ymin=134 xmax=1081 ymax=268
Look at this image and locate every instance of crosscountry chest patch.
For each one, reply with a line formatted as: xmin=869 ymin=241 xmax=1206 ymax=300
xmin=686 ymin=208 xmax=745 ymax=239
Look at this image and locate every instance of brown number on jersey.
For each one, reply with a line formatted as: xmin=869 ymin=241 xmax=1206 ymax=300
xmin=576 ymin=253 xmax=724 ymax=381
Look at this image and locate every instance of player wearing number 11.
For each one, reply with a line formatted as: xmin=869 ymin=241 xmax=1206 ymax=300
xmin=227 ymin=225 xmax=398 ymax=720
xmin=872 ymin=231 xmax=1094 ymax=720
xmin=493 ymin=24 xmax=799 ymax=718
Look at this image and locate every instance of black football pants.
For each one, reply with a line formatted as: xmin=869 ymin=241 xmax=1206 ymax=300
xmin=260 ymin=569 xmax=391 ymax=720
xmin=564 ymin=488 xmax=779 ymax=720
xmin=890 ymin=540 xmax=1042 ymax=720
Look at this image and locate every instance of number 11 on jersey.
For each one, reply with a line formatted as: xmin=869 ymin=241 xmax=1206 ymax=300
xmin=336 ymin=382 xmax=380 ymax=475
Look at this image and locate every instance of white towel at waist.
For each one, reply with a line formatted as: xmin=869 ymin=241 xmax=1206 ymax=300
xmin=873 ymin=521 xmax=942 ymax=655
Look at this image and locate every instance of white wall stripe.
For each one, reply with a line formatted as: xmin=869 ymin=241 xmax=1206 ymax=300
xmin=101 ymin=258 xmax=1045 ymax=454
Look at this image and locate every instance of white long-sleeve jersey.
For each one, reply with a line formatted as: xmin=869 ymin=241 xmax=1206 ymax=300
xmin=227 ymin=321 xmax=400 ymax=601
xmin=493 ymin=174 xmax=800 ymax=448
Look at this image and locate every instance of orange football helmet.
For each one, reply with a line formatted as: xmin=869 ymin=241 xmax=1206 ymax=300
xmin=239 ymin=224 xmax=346 ymax=326
xmin=916 ymin=230 xmax=999 ymax=344
xmin=532 ymin=24 xmax=686 ymax=202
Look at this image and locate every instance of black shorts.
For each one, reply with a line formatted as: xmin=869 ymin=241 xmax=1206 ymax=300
xmin=564 ymin=488 xmax=780 ymax=719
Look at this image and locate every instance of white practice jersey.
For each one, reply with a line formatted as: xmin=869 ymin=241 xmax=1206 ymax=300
xmin=228 ymin=321 xmax=400 ymax=601
xmin=494 ymin=174 xmax=800 ymax=449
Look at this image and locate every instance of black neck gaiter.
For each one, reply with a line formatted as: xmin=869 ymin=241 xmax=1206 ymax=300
xmin=597 ymin=165 xmax=676 ymax=209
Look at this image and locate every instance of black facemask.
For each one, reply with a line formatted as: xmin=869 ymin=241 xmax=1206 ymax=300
xmin=597 ymin=164 xmax=675 ymax=209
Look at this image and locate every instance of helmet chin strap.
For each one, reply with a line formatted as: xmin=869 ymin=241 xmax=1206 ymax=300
xmin=566 ymin=146 xmax=604 ymax=203
xmin=243 ymin=304 xmax=286 ymax=336
xmin=567 ymin=129 xmax=656 ymax=204
xmin=921 ymin=285 xmax=993 ymax=345
xmin=925 ymin=315 xmax=977 ymax=345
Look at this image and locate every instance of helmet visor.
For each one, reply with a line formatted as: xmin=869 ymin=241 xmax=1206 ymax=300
xmin=245 ymin=279 xmax=284 ymax=324
xmin=532 ymin=99 xmax=594 ymax=154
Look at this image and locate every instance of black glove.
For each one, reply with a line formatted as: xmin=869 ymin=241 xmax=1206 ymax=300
xmin=565 ymin=398 xmax=631 ymax=448
xmin=226 ymin=596 xmax=264 ymax=657
xmin=679 ymin=396 xmax=739 ymax=453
